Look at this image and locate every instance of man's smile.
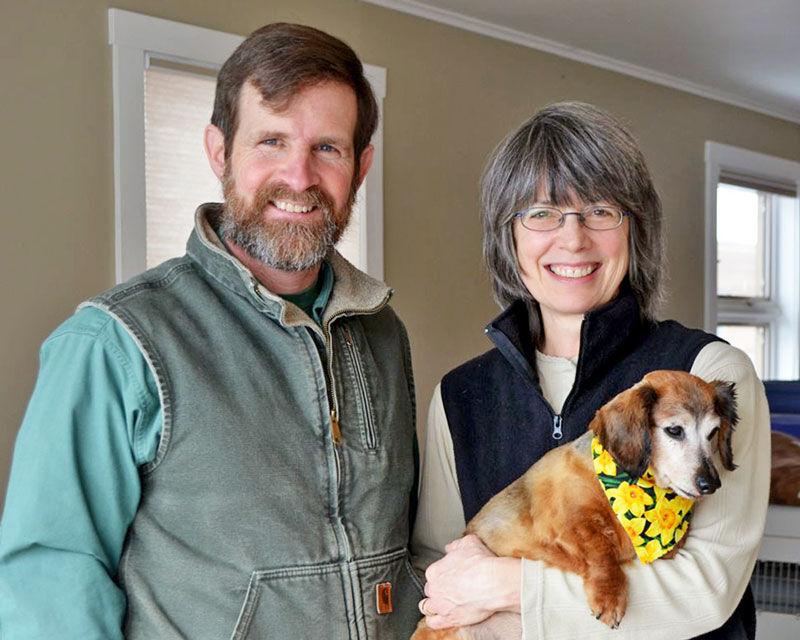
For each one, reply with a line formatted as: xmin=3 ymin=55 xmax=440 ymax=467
xmin=271 ymin=200 xmax=318 ymax=214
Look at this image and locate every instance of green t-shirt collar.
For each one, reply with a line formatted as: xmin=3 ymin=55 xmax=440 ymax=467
xmin=279 ymin=261 xmax=334 ymax=325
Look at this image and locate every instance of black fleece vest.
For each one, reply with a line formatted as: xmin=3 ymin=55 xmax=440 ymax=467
xmin=442 ymin=291 xmax=720 ymax=520
xmin=441 ymin=290 xmax=755 ymax=640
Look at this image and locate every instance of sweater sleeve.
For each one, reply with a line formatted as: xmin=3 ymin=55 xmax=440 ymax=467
xmin=519 ymin=341 xmax=770 ymax=639
xmin=411 ymin=383 xmax=468 ymax=574
xmin=0 ymin=307 xmax=162 ymax=640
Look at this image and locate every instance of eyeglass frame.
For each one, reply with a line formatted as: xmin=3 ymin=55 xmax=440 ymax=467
xmin=512 ymin=204 xmax=630 ymax=231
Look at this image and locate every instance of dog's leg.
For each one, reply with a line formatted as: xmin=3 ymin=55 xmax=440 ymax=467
xmin=528 ymin=512 xmax=630 ymax=629
xmin=573 ymin=514 xmax=630 ymax=629
xmin=583 ymin=558 xmax=628 ymax=628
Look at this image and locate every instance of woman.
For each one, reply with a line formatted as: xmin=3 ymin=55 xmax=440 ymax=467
xmin=412 ymin=103 xmax=770 ymax=639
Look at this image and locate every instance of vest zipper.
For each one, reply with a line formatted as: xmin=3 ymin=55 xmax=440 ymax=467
xmin=552 ymin=414 xmax=564 ymax=440
xmin=330 ymin=408 xmax=344 ymax=528
xmin=321 ymin=323 xmax=353 ymax=563
xmin=342 ymin=325 xmax=377 ymax=450
xmin=322 ymin=343 xmax=344 ymax=498
xmin=330 ymin=408 xmax=342 ymax=444
xmin=323 ymin=336 xmax=342 ymax=451
xmin=321 ymin=311 xmax=384 ymax=567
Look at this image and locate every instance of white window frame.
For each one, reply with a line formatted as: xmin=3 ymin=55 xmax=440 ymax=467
xmin=108 ymin=8 xmax=386 ymax=283
xmin=704 ymin=142 xmax=800 ymax=379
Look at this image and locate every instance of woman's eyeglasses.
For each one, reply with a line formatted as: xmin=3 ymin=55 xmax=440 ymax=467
xmin=513 ymin=205 xmax=629 ymax=231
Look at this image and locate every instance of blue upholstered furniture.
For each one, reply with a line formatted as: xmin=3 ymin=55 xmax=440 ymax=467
xmin=763 ymin=380 xmax=800 ymax=438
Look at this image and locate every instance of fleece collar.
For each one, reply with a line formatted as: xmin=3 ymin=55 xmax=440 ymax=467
xmin=591 ymin=436 xmax=694 ymax=564
xmin=485 ymin=283 xmax=645 ymax=392
xmin=186 ymin=203 xmax=392 ymax=329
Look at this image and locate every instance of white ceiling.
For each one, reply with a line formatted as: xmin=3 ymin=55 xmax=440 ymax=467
xmin=363 ymin=0 xmax=800 ymax=124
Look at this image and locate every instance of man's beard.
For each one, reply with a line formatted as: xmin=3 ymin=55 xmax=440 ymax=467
xmin=219 ymin=168 xmax=357 ymax=272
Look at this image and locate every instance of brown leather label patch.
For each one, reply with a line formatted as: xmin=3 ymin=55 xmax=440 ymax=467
xmin=376 ymin=582 xmax=393 ymax=614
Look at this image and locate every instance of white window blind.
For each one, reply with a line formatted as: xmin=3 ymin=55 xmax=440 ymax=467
xmin=144 ymin=64 xmax=221 ymax=269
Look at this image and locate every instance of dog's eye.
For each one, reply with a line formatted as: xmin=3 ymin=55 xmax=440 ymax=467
xmin=664 ymin=425 xmax=684 ymax=439
xmin=707 ymin=426 xmax=719 ymax=441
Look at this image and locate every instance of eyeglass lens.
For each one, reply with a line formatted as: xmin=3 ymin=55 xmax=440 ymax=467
xmin=520 ymin=206 xmax=623 ymax=231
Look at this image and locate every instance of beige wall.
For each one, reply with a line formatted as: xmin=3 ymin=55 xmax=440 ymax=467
xmin=2 ymin=0 xmax=799 ymax=501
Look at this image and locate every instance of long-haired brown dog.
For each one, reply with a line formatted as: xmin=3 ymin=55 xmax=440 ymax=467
xmin=412 ymin=370 xmax=738 ymax=639
xmin=770 ymin=431 xmax=800 ymax=506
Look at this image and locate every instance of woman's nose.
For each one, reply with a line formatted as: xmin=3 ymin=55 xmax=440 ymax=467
xmin=556 ymin=213 xmax=591 ymax=251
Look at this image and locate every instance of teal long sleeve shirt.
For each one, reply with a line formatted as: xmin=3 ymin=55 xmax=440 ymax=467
xmin=0 ymin=307 xmax=162 ymax=639
xmin=0 ymin=265 xmax=334 ymax=638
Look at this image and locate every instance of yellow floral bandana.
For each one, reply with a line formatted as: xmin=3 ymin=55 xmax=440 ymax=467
xmin=592 ymin=437 xmax=694 ymax=564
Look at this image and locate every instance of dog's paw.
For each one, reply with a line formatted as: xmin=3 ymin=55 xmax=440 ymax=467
xmin=587 ymin=588 xmax=627 ymax=629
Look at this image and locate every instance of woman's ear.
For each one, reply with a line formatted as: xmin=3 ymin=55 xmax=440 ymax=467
xmin=711 ymin=380 xmax=738 ymax=471
xmin=591 ymin=384 xmax=658 ymax=478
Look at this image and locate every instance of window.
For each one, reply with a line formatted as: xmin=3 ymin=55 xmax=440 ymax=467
xmin=705 ymin=142 xmax=800 ymax=379
xmin=144 ymin=63 xmax=220 ymax=269
xmin=109 ymin=9 xmax=386 ymax=282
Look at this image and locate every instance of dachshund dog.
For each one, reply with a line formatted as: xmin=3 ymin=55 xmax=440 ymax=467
xmin=412 ymin=370 xmax=738 ymax=639
xmin=770 ymin=431 xmax=800 ymax=506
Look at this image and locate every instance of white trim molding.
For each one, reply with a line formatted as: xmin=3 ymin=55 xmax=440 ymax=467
xmin=362 ymin=0 xmax=800 ymax=125
xmin=108 ymin=8 xmax=386 ymax=282
xmin=359 ymin=65 xmax=386 ymax=281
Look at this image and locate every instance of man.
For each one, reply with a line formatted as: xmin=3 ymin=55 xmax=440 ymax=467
xmin=0 ymin=23 xmax=422 ymax=639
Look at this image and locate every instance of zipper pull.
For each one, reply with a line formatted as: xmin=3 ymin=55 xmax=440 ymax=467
xmin=331 ymin=409 xmax=342 ymax=444
xmin=250 ymin=277 xmax=266 ymax=302
xmin=552 ymin=415 xmax=563 ymax=441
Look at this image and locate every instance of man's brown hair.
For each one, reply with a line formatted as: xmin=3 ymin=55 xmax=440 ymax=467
xmin=211 ymin=23 xmax=378 ymax=168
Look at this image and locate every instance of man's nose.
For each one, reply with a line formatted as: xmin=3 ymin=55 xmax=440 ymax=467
xmin=278 ymin=149 xmax=319 ymax=192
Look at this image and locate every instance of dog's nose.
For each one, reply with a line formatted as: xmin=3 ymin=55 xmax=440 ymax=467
xmin=695 ymin=474 xmax=721 ymax=495
xmin=695 ymin=457 xmax=721 ymax=495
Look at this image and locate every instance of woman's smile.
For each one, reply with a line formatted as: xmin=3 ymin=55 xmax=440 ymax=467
xmin=546 ymin=262 xmax=600 ymax=279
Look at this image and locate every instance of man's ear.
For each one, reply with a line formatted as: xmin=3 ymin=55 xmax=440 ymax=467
xmin=591 ymin=384 xmax=658 ymax=478
xmin=355 ymin=144 xmax=374 ymax=189
xmin=204 ymin=124 xmax=226 ymax=180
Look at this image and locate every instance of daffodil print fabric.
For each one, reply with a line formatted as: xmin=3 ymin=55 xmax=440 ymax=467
xmin=592 ymin=437 xmax=695 ymax=564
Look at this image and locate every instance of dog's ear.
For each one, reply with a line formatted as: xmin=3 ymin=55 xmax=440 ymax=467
xmin=711 ymin=380 xmax=738 ymax=471
xmin=591 ymin=384 xmax=658 ymax=478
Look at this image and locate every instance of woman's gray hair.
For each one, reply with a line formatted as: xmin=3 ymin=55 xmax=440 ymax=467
xmin=481 ymin=102 xmax=665 ymax=335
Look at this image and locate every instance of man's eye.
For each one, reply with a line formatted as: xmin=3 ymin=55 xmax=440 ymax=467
xmin=261 ymin=138 xmax=279 ymax=146
xmin=317 ymin=143 xmax=338 ymax=153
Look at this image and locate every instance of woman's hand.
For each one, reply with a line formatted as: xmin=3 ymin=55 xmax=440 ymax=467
xmin=419 ymin=534 xmax=521 ymax=630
